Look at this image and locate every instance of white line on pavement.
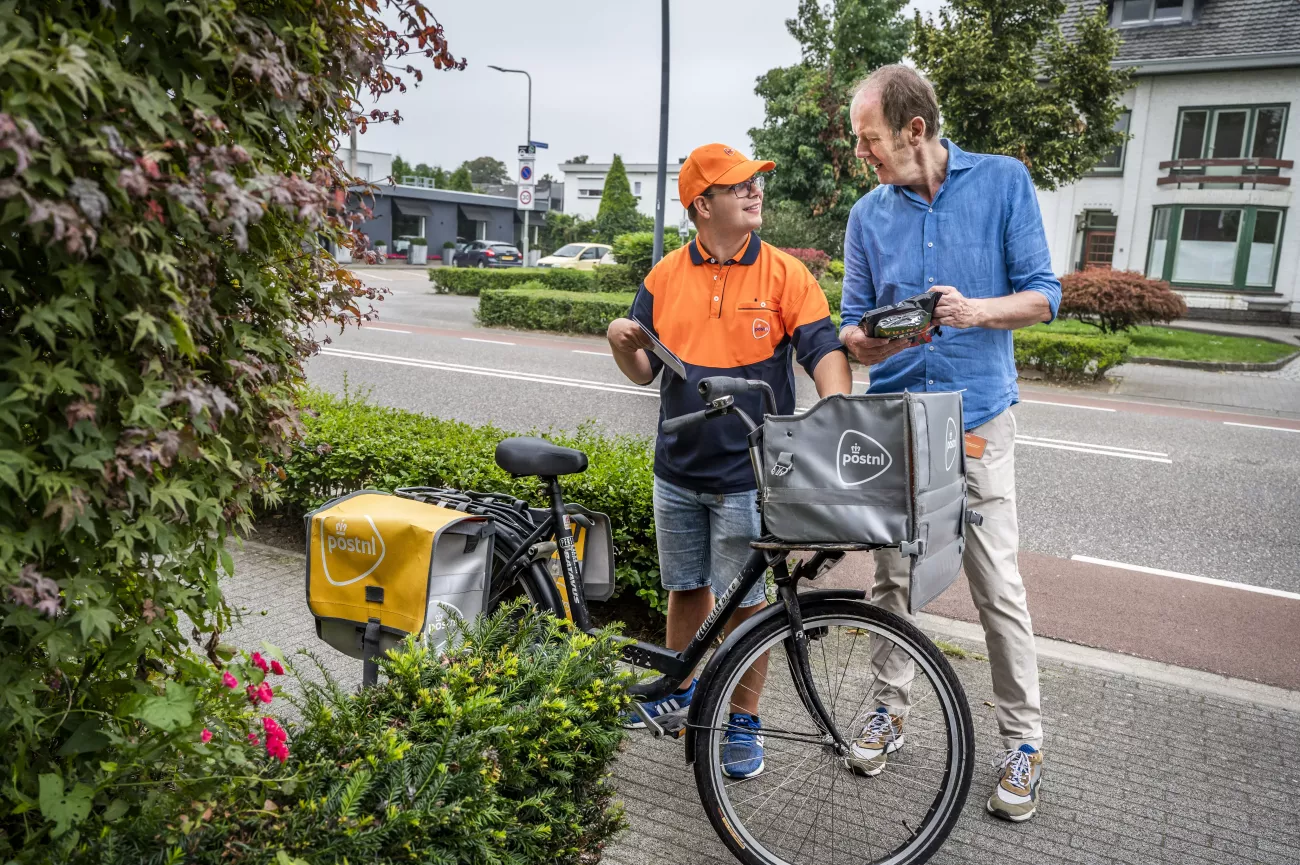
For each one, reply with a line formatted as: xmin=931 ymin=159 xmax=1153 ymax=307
xmin=573 ymin=350 xmax=612 ymax=357
xmin=318 ymin=347 xmax=658 ymax=397
xmin=1016 ymin=434 xmax=1168 ymax=457
xmin=1014 ymin=438 xmax=1172 ymax=463
xmin=365 ymin=327 xmax=412 ymax=334
xmin=1020 ymin=399 xmax=1116 ymax=413
xmin=1070 ymin=555 xmax=1300 ymax=601
xmin=462 ymin=337 xmax=516 ymax=346
xmin=1224 ymin=421 xmax=1300 ymax=434
xmin=349 ymin=271 xmax=392 ymax=281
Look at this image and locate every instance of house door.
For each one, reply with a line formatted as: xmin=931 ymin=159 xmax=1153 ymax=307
xmin=1080 ymin=211 xmax=1118 ymax=270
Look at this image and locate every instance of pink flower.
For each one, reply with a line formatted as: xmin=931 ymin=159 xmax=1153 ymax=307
xmin=262 ymin=717 xmax=285 ymax=739
xmin=200 ymin=729 xmax=212 ymax=743
xmin=250 ymin=652 xmax=269 ymax=673
xmin=221 ymin=671 xmax=238 ymax=689
xmin=246 ymin=684 xmax=258 ymax=703
xmin=255 ymin=682 xmax=274 ymax=704
xmin=270 ymin=660 xmax=284 ymax=676
xmin=268 ymin=739 xmax=289 ymax=763
xmin=248 ymin=732 xmax=259 ymax=745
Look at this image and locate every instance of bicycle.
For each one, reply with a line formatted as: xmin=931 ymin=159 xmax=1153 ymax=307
xmin=398 ymin=375 xmax=975 ymax=865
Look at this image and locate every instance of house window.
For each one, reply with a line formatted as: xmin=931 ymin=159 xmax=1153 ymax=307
xmin=578 ymin=189 xmax=603 ymax=199
xmin=1114 ymin=0 xmax=1187 ymax=25
xmin=1173 ymin=105 xmax=1289 ymax=160
xmin=1148 ymin=205 xmax=1286 ymax=291
xmin=634 ymin=181 xmax=642 ymax=195
xmin=1093 ymin=110 xmax=1131 ymax=173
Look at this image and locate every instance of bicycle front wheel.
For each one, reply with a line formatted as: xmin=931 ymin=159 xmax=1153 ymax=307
xmin=691 ymin=598 xmax=973 ymax=865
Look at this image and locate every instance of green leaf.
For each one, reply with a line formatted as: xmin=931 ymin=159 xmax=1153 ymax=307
xmin=38 ymin=773 xmax=93 ymax=837
xmin=132 ymin=680 xmax=194 ymax=731
xmin=102 ymin=798 xmax=129 ymax=822
xmin=56 ymin=718 xmax=111 ymax=756
xmin=72 ymin=605 xmax=119 ymax=643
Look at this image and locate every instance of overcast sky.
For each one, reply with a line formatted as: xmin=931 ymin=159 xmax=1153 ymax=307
xmin=354 ymin=1 xmax=947 ymax=180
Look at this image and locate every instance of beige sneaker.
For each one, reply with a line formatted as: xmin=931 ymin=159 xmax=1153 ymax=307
xmin=986 ymin=744 xmax=1043 ymax=822
xmin=846 ymin=707 xmax=904 ymax=776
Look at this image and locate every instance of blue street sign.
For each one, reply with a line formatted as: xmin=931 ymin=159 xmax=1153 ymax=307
xmin=520 ymin=165 xmax=533 ymax=181
xmin=529 ymin=141 xmax=549 ymax=149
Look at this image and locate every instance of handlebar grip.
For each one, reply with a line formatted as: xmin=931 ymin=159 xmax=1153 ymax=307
xmin=698 ymin=376 xmax=752 ymax=402
xmin=662 ymin=408 xmax=712 ymax=435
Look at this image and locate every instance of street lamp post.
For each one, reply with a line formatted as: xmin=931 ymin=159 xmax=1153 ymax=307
xmin=489 ymin=65 xmax=534 ymax=264
xmin=652 ymin=0 xmax=669 ymax=265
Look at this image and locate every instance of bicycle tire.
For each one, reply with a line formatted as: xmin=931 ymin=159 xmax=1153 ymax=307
xmin=691 ymin=598 xmax=973 ymax=865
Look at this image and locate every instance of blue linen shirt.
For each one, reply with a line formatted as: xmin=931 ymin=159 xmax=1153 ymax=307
xmin=840 ymin=140 xmax=1061 ymax=430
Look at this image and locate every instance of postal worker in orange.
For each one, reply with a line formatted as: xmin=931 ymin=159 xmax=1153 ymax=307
xmin=607 ymin=143 xmax=851 ymax=778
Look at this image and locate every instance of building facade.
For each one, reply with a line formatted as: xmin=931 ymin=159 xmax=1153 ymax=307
xmin=558 ymin=160 xmax=688 ymax=230
xmin=1038 ymin=0 xmax=1299 ymax=324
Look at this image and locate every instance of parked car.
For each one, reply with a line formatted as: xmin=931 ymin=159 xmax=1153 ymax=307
xmin=536 ymin=243 xmax=614 ymax=270
xmin=454 ymin=241 xmax=524 ymax=268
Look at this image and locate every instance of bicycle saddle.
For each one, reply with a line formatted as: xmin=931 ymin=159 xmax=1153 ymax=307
xmin=495 ymin=437 xmax=589 ymax=477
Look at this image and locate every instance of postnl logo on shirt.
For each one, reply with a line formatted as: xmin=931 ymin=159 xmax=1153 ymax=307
xmin=836 ymin=430 xmax=893 ymax=486
xmin=321 ymin=515 xmax=387 ymax=586
xmin=752 ymin=318 xmax=771 ymax=339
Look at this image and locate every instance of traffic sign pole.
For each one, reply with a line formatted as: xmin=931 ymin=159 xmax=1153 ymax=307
xmin=517 ymin=146 xmax=536 ymax=264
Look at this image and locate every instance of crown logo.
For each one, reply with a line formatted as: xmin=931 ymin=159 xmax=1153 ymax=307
xmin=335 ymin=519 xmax=348 ymax=534
xmin=851 ymin=444 xmax=860 ymax=454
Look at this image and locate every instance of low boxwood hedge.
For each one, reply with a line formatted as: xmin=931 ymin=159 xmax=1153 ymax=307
xmin=1013 ymin=329 xmax=1130 ymax=380
xmin=477 ymin=285 xmax=635 ymax=335
xmin=283 ymin=389 xmax=665 ymax=612
xmin=431 ymin=265 xmax=636 ymax=296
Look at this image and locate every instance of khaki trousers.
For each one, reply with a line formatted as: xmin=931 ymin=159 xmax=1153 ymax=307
xmin=868 ymin=408 xmax=1043 ymax=749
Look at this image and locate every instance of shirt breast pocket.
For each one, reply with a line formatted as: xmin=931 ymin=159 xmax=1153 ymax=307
xmin=736 ymin=301 xmax=782 ymax=344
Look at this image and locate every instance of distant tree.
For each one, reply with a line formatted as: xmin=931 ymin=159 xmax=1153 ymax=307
xmin=446 ymin=164 xmax=474 ymax=192
xmin=392 ymin=154 xmax=413 ymax=180
xmin=566 ymin=154 xmax=589 ymax=164
xmin=912 ymin=0 xmax=1130 ymax=189
xmin=595 ymin=154 xmax=647 ymax=242
xmin=750 ymin=0 xmax=911 ymax=234
xmin=460 ymin=155 xmax=508 ymax=184
xmin=539 ymin=211 xmax=597 ymax=255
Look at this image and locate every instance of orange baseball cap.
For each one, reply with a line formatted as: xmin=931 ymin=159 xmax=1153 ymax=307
xmin=678 ymin=143 xmax=775 ymax=206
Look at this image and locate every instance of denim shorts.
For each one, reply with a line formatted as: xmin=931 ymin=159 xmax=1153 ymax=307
xmin=653 ymin=476 xmax=767 ymax=608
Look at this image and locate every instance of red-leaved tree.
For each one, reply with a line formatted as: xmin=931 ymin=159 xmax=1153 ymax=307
xmin=1059 ymin=269 xmax=1188 ymax=334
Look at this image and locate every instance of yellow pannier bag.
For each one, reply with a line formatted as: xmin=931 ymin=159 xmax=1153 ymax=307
xmin=305 ymin=490 xmax=495 ymax=661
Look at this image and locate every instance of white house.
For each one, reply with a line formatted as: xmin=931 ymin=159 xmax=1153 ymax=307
xmin=335 ymin=147 xmax=392 ymax=184
xmin=1037 ymin=0 xmax=1300 ymax=324
xmin=558 ymin=160 xmax=689 ymax=231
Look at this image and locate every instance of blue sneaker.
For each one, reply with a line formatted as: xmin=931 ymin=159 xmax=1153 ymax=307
xmin=721 ymin=713 xmax=765 ymax=779
xmin=623 ymin=680 xmax=695 ymax=729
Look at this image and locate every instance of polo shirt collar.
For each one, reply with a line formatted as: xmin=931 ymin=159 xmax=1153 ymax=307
xmin=941 ymin=138 xmax=976 ymax=173
xmin=688 ymin=231 xmax=760 ymax=267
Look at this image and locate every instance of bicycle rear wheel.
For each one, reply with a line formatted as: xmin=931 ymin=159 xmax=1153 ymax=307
xmin=691 ymin=598 xmax=973 ymax=865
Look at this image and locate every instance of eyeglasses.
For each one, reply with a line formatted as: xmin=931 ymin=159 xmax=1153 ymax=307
xmin=701 ymin=174 xmax=766 ymax=199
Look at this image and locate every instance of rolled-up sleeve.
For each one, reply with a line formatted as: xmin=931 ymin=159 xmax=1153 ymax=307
xmin=839 ymin=201 xmax=877 ymax=333
xmin=1003 ymin=163 xmax=1061 ymax=321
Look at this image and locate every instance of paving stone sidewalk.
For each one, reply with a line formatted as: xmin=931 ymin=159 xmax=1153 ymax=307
xmin=226 ymin=542 xmax=1300 ymax=865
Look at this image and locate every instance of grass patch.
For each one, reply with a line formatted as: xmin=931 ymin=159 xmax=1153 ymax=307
xmin=935 ymin=639 xmax=987 ymax=662
xmin=1032 ymin=320 xmax=1296 ymax=364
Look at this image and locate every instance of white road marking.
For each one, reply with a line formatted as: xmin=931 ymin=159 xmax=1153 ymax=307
xmin=1071 ymin=556 xmax=1300 ymax=602
xmin=1015 ymin=437 xmax=1172 ymax=463
xmin=1020 ymin=399 xmax=1116 ymax=413
xmin=318 ymin=347 xmax=658 ymax=398
xmin=573 ymin=350 xmax=612 ymax=357
xmin=350 ymin=270 xmax=392 ymax=281
xmin=462 ymin=337 xmax=516 ymax=346
xmin=1016 ymin=435 xmax=1168 ymax=457
xmin=1224 ymin=421 xmax=1300 ymax=434
xmin=364 ymin=327 xmax=412 ymax=334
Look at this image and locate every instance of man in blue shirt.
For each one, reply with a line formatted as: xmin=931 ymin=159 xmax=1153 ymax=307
xmin=839 ymin=65 xmax=1060 ymax=823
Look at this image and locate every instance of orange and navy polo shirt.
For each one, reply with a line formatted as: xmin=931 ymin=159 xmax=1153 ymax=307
xmin=630 ymin=231 xmax=844 ymax=494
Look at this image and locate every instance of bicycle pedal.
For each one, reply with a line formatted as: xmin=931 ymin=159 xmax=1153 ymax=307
xmin=654 ymin=706 xmax=690 ymax=739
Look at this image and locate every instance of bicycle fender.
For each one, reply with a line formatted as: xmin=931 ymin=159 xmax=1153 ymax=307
xmin=682 ymin=588 xmax=867 ymax=761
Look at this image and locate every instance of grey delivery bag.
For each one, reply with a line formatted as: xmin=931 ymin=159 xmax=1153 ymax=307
xmin=761 ymin=391 xmax=968 ymax=612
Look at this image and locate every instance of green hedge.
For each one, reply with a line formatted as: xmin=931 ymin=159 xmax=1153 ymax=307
xmin=478 ymin=285 xmax=636 ymax=336
xmin=283 ymin=389 xmax=665 ymax=612
xmin=95 ymin=606 xmax=631 ymax=864
xmin=431 ymin=265 xmax=636 ymax=296
xmin=1013 ymin=330 xmax=1130 ymax=380
xmin=819 ymin=277 xmax=842 ymax=314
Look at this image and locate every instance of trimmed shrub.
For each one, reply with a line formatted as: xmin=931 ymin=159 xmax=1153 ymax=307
xmin=1014 ymin=329 xmax=1130 ymax=380
xmin=1059 ymin=269 xmax=1188 ymax=334
xmin=431 ymin=266 xmax=603 ymax=296
xmin=593 ymin=262 xmax=638 ymax=291
xmin=779 ymin=247 xmax=832 ymax=277
xmin=0 ymin=0 xmax=454 ymax=854
xmin=87 ymin=605 xmax=631 ymax=864
xmin=826 ymin=259 xmax=845 ymax=279
xmin=282 ymin=390 xmax=664 ymax=612
xmin=478 ymin=285 xmax=635 ymax=335
xmin=611 ymin=231 xmax=684 ymax=285
xmin=819 ymin=277 xmax=843 ymax=314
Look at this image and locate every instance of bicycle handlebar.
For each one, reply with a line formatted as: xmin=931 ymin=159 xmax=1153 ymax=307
xmin=698 ymin=377 xmax=778 ymax=416
xmin=662 ymin=406 xmax=717 ymax=435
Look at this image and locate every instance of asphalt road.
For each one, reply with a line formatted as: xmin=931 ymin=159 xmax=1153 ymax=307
xmin=304 ymin=267 xmax=1300 ymax=685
